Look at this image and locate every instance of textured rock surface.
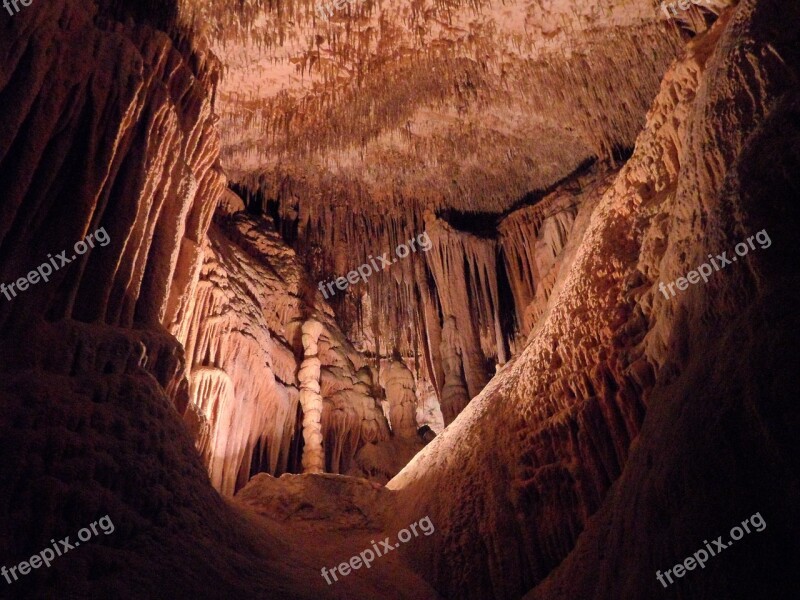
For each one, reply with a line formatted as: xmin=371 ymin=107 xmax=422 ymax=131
xmin=176 ymin=214 xmax=303 ymax=494
xmin=0 ymin=1 xmax=424 ymax=593
xmin=386 ymin=2 xmax=800 ymax=599
xmin=0 ymin=2 xmax=285 ymax=595
xmin=527 ymin=2 xmax=800 ymax=597
xmin=237 ymin=473 xmax=390 ymax=529
xmin=1 ymin=0 xmax=798 ymax=598
xmin=175 ymin=205 xmax=428 ymax=492
xmin=171 ymin=0 xmax=688 ymax=418
xmin=439 ymin=316 xmax=472 ymax=425
xmin=498 ymin=178 xmax=591 ymax=340
xmin=381 ymin=358 xmax=419 ymax=439
xmin=299 ymin=319 xmax=326 ymax=473
xmin=0 ymin=0 xmax=223 ymax=336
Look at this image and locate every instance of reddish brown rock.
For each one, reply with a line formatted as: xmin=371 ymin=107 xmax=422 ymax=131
xmin=385 ymin=3 xmax=800 ymax=599
xmin=0 ymin=0 xmax=797 ymax=599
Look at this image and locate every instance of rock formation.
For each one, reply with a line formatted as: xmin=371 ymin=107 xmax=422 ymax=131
xmin=164 ymin=0 xmax=688 ymax=425
xmin=439 ymin=317 xmax=472 ymax=425
xmin=1 ymin=0 xmax=798 ymax=599
xmin=299 ymin=319 xmax=326 ymax=473
xmin=381 ymin=358 xmax=419 ymax=439
xmin=386 ymin=3 xmax=800 ymax=600
xmin=414 ymin=377 xmax=445 ymax=435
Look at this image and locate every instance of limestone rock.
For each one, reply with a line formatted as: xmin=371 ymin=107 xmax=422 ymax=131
xmin=384 ymin=3 xmax=800 ymax=598
xmin=1 ymin=0 xmax=797 ymax=598
xmin=381 ymin=359 xmax=419 ymax=439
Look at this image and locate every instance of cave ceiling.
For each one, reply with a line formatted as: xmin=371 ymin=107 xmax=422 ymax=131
xmin=181 ymin=0 xmax=682 ymax=217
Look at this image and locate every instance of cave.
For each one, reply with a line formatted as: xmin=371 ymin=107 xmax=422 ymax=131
xmin=0 ymin=0 xmax=798 ymax=598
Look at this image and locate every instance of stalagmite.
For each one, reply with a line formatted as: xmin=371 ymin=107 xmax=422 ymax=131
xmin=299 ymin=318 xmax=325 ymax=473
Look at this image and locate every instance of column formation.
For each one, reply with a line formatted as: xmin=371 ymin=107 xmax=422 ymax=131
xmin=299 ymin=319 xmax=325 ymax=473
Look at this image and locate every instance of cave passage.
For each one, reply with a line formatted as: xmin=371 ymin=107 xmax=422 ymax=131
xmin=0 ymin=0 xmax=799 ymax=599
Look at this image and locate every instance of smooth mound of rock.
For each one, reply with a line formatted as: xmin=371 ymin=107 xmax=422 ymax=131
xmin=235 ymin=473 xmax=391 ymax=530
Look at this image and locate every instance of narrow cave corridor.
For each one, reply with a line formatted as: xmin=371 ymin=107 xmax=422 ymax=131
xmin=0 ymin=1 xmax=799 ymax=598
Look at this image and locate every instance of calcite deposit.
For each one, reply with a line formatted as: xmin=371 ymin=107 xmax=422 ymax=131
xmin=1 ymin=0 xmax=798 ymax=598
xmin=299 ymin=319 xmax=325 ymax=473
xmin=175 ymin=204 xmax=418 ymax=491
xmin=164 ymin=0 xmax=688 ymax=426
xmin=387 ymin=3 xmax=800 ymax=600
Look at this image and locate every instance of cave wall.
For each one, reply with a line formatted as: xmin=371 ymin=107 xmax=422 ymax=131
xmin=248 ymin=176 xmax=624 ymax=428
xmin=386 ymin=2 xmax=800 ymax=599
xmin=529 ymin=2 xmax=800 ymax=596
xmin=175 ymin=206 xmax=303 ymax=495
xmin=2 ymin=0 xmax=796 ymax=598
xmin=173 ymin=193 xmax=440 ymax=494
xmin=0 ymin=1 xmax=289 ymax=596
xmin=0 ymin=1 xmax=419 ymax=593
xmin=0 ymin=0 xmax=223 ymax=336
xmin=0 ymin=0 xmax=430 ymax=498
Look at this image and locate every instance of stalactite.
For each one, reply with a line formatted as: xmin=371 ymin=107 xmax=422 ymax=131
xmin=381 ymin=359 xmax=419 ymax=438
xmin=424 ymin=216 xmax=495 ymax=399
xmin=176 ymin=220 xmax=302 ymax=495
xmin=499 ymin=190 xmax=582 ymax=336
xmin=439 ymin=317 xmax=471 ymax=425
xmin=167 ymin=0 xmax=686 ymax=443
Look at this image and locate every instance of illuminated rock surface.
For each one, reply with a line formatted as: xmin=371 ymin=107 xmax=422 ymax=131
xmin=0 ymin=0 xmax=797 ymax=598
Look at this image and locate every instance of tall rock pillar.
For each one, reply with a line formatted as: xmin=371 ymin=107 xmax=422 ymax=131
xmin=299 ymin=319 xmax=325 ymax=473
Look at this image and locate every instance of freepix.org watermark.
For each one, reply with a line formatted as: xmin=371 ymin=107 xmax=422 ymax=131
xmin=2 ymin=515 xmax=115 ymax=585
xmin=1 ymin=226 xmax=111 ymax=302
xmin=314 ymin=0 xmax=360 ymax=21
xmin=318 ymin=231 xmax=432 ymax=300
xmin=321 ymin=516 xmax=435 ymax=584
xmin=656 ymin=512 xmax=766 ymax=588
xmin=3 ymin=0 xmax=34 ymax=17
xmin=661 ymin=0 xmax=711 ymax=19
xmin=659 ymin=229 xmax=771 ymax=299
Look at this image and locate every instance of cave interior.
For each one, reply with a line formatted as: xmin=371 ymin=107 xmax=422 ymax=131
xmin=0 ymin=0 xmax=799 ymax=598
